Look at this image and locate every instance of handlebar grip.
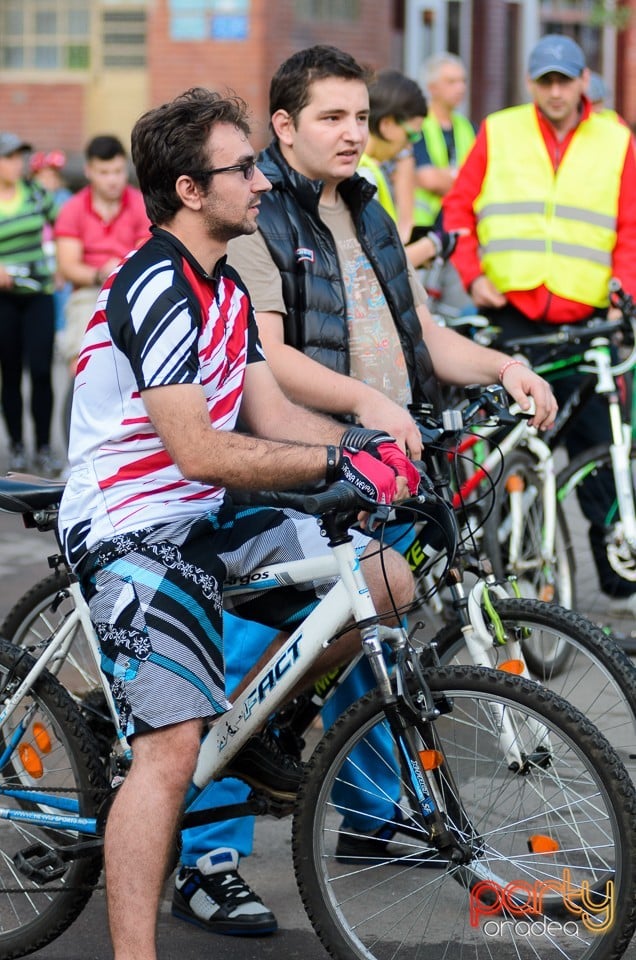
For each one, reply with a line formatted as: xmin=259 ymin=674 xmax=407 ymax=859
xmin=303 ymin=481 xmax=366 ymax=516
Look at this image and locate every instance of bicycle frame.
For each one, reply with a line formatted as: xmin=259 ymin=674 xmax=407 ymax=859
xmin=408 ymin=410 xmax=558 ymax=612
xmin=548 ymin=338 xmax=636 ymax=550
xmin=0 ymin=532 xmax=404 ymax=835
xmin=0 ymin=498 xmax=540 ymax=840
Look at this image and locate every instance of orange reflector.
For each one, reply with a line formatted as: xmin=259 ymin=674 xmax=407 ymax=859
xmin=539 ymin=585 xmax=555 ymax=602
xmin=33 ymin=723 xmax=52 ymax=754
xmin=419 ymin=749 xmax=443 ymax=770
xmin=528 ymin=834 xmax=560 ymax=854
xmin=498 ymin=659 xmax=525 ymax=675
xmin=505 ymin=474 xmax=525 ymax=493
xmin=19 ymin=744 xmax=43 ymax=778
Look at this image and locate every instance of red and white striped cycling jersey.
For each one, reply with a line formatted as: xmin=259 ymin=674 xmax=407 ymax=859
xmin=59 ymin=227 xmax=263 ymax=567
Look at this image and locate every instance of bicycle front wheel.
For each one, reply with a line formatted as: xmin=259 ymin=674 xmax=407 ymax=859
xmin=0 ymin=639 xmax=107 ymax=958
xmin=293 ymin=665 xmax=636 ymax=960
xmin=557 ymin=441 xmax=636 ymax=623
xmin=429 ymin=597 xmax=636 ymax=782
xmin=481 ymin=449 xmax=576 ymax=609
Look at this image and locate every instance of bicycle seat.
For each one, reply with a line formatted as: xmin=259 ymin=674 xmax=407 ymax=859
xmin=0 ymin=473 xmax=65 ymax=513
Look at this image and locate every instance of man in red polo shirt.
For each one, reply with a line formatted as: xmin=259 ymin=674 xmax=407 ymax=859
xmin=55 ymin=134 xmax=150 ymax=374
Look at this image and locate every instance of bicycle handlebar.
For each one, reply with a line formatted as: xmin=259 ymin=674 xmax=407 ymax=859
xmin=303 ymin=481 xmax=366 ymax=516
xmin=503 ymin=316 xmax=625 ymax=352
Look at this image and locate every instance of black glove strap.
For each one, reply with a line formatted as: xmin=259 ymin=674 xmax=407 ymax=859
xmin=325 ymin=445 xmax=340 ymax=483
xmin=339 ymin=427 xmax=395 ymax=453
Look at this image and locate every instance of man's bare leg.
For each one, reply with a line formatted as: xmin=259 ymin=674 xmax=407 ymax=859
xmin=105 ymin=718 xmax=203 ymax=960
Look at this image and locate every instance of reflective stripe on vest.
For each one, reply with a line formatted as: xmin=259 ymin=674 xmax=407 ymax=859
xmin=358 ymin=154 xmax=397 ymax=222
xmin=476 ymin=104 xmax=630 ymax=305
xmin=413 ymin=112 xmax=475 ymax=227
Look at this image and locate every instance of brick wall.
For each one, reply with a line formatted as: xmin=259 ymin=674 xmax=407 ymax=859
xmin=148 ymin=0 xmax=396 ymax=151
xmin=618 ymin=6 xmax=636 ymax=128
xmin=0 ymin=1 xmax=400 ymax=160
xmin=1 ymin=84 xmax=85 ymax=155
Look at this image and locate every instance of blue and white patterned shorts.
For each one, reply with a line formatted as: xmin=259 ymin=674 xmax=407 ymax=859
xmin=81 ymin=501 xmax=368 ymax=740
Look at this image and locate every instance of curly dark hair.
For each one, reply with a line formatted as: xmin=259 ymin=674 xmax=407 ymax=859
xmin=269 ymin=45 xmax=373 ymax=134
xmin=131 ymin=87 xmax=251 ymax=224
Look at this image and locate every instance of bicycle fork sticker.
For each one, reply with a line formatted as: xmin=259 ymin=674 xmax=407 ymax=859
xmin=470 ymin=870 xmax=615 ymax=936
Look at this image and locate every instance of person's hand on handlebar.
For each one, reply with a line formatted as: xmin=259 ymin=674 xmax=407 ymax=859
xmin=499 ymin=361 xmax=557 ymax=430
xmin=340 ymin=428 xmax=421 ymax=496
xmin=353 ymin=392 xmax=422 ymax=459
xmin=336 ymin=450 xmax=401 ymax=507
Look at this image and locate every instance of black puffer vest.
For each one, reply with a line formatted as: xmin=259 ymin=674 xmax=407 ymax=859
xmin=256 ymin=142 xmax=440 ymax=410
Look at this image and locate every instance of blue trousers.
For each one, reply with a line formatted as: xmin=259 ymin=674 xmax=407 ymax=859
xmin=180 ymin=523 xmax=415 ymax=864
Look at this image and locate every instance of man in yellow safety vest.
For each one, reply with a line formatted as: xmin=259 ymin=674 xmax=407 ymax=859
xmin=444 ymin=33 xmax=636 ymax=612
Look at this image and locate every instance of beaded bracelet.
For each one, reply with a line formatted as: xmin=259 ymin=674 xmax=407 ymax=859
xmin=498 ymin=358 xmax=525 ymax=383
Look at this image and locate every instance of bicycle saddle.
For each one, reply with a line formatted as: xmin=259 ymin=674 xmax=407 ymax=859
xmin=0 ymin=473 xmax=65 ymax=513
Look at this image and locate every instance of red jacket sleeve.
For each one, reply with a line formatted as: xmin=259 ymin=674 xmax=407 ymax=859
xmin=441 ymin=124 xmax=488 ymax=291
xmin=612 ymin=143 xmax=636 ymax=297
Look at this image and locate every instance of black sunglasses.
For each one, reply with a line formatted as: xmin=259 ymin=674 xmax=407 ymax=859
xmin=193 ymin=157 xmax=256 ymax=181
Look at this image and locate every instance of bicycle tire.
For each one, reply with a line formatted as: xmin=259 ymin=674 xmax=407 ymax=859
xmin=0 ymin=638 xmax=107 ymax=958
xmin=293 ymin=664 xmax=636 ymax=960
xmin=557 ymin=441 xmax=636 ymax=622
xmin=0 ymin=571 xmax=102 ymax=698
xmin=427 ymin=596 xmax=636 ymax=780
xmin=481 ymin=449 xmax=576 ymax=617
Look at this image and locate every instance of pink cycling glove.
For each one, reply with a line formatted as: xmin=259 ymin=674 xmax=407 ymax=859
xmin=339 ymin=427 xmax=421 ymax=496
xmin=337 ymin=449 xmax=398 ymax=504
xmin=375 ymin=442 xmax=421 ymax=495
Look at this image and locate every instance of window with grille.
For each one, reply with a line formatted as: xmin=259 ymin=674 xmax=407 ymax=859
xmin=103 ymin=9 xmax=146 ymax=67
xmin=0 ymin=0 xmax=91 ymax=70
xmin=0 ymin=1 xmax=147 ymax=72
xmin=295 ymin=0 xmax=360 ymax=21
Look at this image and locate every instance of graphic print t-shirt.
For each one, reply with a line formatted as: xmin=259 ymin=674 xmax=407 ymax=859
xmin=58 ymin=228 xmax=263 ymax=566
xmin=319 ymin=197 xmax=413 ymax=408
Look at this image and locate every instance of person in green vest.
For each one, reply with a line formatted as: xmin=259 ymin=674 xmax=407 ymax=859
xmin=358 ymin=68 xmax=456 ymax=270
xmin=412 ymin=52 xmax=474 ymax=237
xmin=409 ymin=52 xmax=475 ymax=312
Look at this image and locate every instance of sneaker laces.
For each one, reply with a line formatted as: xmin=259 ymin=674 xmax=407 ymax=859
xmin=199 ymin=869 xmax=263 ymax=910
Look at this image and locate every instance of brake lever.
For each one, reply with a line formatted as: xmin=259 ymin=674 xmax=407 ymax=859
xmin=365 ymin=503 xmax=391 ymax=532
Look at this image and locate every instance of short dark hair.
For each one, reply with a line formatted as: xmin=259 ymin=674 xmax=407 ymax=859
xmin=131 ymin=87 xmax=251 ymax=225
xmin=85 ymin=134 xmax=127 ymax=162
xmin=368 ymin=69 xmax=428 ymax=139
xmin=269 ymin=45 xmax=373 ymax=132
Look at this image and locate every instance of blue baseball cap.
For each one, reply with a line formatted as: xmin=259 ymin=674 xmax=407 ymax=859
xmin=528 ymin=34 xmax=586 ymax=80
xmin=0 ymin=132 xmax=31 ymax=158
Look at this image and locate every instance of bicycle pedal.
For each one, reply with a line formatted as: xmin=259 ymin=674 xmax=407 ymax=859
xmin=249 ymin=788 xmax=296 ymax=819
xmin=13 ymin=842 xmax=67 ymax=884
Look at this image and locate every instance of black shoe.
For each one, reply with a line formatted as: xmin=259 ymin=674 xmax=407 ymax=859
xmin=172 ymin=848 xmax=277 ymax=936
xmin=336 ymin=807 xmax=435 ymax=866
xmin=224 ymin=728 xmax=304 ymax=799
